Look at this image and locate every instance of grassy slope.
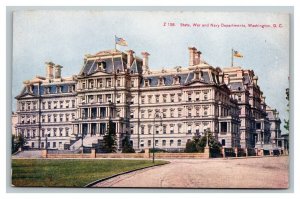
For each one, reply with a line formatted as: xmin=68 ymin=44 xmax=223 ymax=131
xmin=12 ymin=159 xmax=167 ymax=187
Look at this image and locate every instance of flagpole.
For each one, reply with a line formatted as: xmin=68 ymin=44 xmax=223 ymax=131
xmin=231 ymin=48 xmax=234 ymax=67
xmin=114 ymin=35 xmax=117 ymax=51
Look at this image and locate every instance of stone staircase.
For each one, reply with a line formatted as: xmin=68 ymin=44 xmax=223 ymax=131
xmin=70 ymin=135 xmax=103 ymax=150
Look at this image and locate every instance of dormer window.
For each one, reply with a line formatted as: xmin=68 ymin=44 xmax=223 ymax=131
xmin=145 ymin=79 xmax=149 ymax=87
xmin=97 ymin=61 xmax=106 ymax=70
xmin=173 ymin=76 xmax=180 ymax=85
xmin=158 ymin=77 xmax=164 ymax=86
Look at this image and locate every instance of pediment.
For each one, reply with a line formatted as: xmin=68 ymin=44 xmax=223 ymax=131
xmin=88 ymin=71 xmax=110 ymax=77
xmin=15 ymin=92 xmax=36 ymax=100
xmin=184 ymin=80 xmax=209 ymax=86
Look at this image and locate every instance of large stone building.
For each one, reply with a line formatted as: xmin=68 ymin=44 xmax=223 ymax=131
xmin=13 ymin=47 xmax=282 ymax=151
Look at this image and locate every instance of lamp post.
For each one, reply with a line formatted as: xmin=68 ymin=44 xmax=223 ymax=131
xmin=152 ymin=111 xmax=162 ymax=163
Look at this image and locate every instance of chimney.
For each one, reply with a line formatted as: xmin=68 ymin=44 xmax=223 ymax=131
xmin=188 ymin=47 xmax=197 ymax=66
xmin=126 ymin=50 xmax=135 ymax=68
xmin=253 ymin=76 xmax=258 ymax=85
xmin=45 ymin=62 xmax=54 ymax=79
xmin=224 ymin=74 xmax=230 ymax=84
xmin=194 ymin=51 xmax=202 ymax=65
xmin=141 ymin=51 xmax=150 ymax=71
xmin=54 ymin=64 xmax=63 ymax=79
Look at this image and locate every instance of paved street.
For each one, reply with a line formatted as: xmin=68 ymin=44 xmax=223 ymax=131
xmin=93 ymin=156 xmax=289 ymax=188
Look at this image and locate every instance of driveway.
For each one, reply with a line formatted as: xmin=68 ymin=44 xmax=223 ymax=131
xmin=92 ymin=156 xmax=289 ymax=188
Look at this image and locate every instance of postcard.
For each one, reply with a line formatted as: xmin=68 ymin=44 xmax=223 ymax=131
xmin=11 ymin=9 xmax=290 ymax=189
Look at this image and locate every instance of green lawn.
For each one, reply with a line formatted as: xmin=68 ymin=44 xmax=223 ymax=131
xmin=12 ymin=159 xmax=168 ymax=187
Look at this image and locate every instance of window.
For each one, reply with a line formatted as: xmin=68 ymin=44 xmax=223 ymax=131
xmin=48 ymin=102 xmax=51 ymax=109
xmin=163 ymin=126 xmax=167 ymax=134
xmin=53 ymin=101 xmax=57 ymax=109
xmin=42 ymin=102 xmax=45 ymax=110
xmin=170 ymin=109 xmax=174 ymax=118
xmin=60 ymin=114 xmax=63 ymax=122
xmin=188 ymin=125 xmax=192 ymax=134
xmin=221 ymin=122 xmax=227 ymax=133
xmin=188 ymin=94 xmax=192 ymax=102
xmin=170 ymin=140 xmax=174 ymax=146
xmin=163 ymin=95 xmax=167 ymax=103
xmin=155 ymin=140 xmax=158 ymax=146
xmin=53 ymin=142 xmax=56 ymax=148
xmin=117 ymin=79 xmax=121 ymax=87
xmin=256 ymin=122 xmax=261 ymax=129
xmin=98 ymin=95 xmax=103 ymax=103
xmin=238 ymin=95 xmax=241 ymax=101
xmin=141 ymin=126 xmax=144 ymax=134
xmin=177 ymin=140 xmax=181 ymax=146
xmin=155 ymin=125 xmax=159 ymax=134
xmin=162 ymin=140 xmax=166 ymax=146
xmin=204 ymin=107 xmax=208 ymax=116
xmin=27 ymin=103 xmax=31 ymax=110
xmin=66 ymin=114 xmax=69 ymax=122
xmin=31 ymin=142 xmax=35 ymax=148
xmin=148 ymin=110 xmax=152 ymax=118
xmin=72 ymin=100 xmax=75 ymax=108
xmin=107 ymin=78 xmax=112 ymax=87
xmin=204 ymin=93 xmax=208 ymax=100
xmin=178 ymin=124 xmax=182 ymax=133
xmin=170 ymin=94 xmax=175 ymax=102
xmin=196 ymin=107 xmax=200 ymax=117
xmin=148 ymin=95 xmax=152 ymax=103
xmin=130 ymin=111 xmax=134 ymax=119
xmin=53 ymin=129 xmax=57 ymax=137
xmin=170 ymin=126 xmax=174 ymax=134
xmin=163 ymin=111 xmax=167 ymax=118
xmin=33 ymin=102 xmax=37 ymax=110
xmin=145 ymin=80 xmax=149 ymax=87
xmin=82 ymin=82 xmax=86 ymax=89
xmin=178 ymin=94 xmax=182 ymax=102
xmin=21 ymin=103 xmax=25 ymax=111
xmin=148 ymin=140 xmax=151 ymax=147
xmin=41 ymin=142 xmax=45 ymax=148
xmin=98 ymin=79 xmax=103 ymax=88
xmin=90 ymin=80 xmax=94 ymax=88
xmin=32 ymin=130 xmax=36 ymax=138
xmin=130 ymin=96 xmax=134 ymax=104
xmin=222 ymin=139 xmax=226 ymax=146
xmin=60 ymin=101 xmax=63 ymax=109
xmin=148 ymin=125 xmax=152 ymax=134
xmin=32 ymin=117 xmax=36 ymax=124
xmin=141 ymin=96 xmax=145 ymax=104
xmin=41 ymin=129 xmax=45 ymax=137
xmin=66 ymin=128 xmax=69 ymax=137
xmin=130 ymin=126 xmax=134 ymax=134
xmin=59 ymin=129 xmax=63 ymax=136
xmin=155 ymin=95 xmax=159 ymax=103
xmin=188 ymin=107 xmax=192 ymax=117
xmin=53 ymin=115 xmax=57 ymax=122
xmin=106 ymin=94 xmax=112 ymax=103
xmin=131 ymin=80 xmax=134 ymax=87
xmin=195 ymin=92 xmax=200 ymax=101
xmin=178 ymin=109 xmax=182 ymax=117
xmin=196 ymin=126 xmax=200 ymax=134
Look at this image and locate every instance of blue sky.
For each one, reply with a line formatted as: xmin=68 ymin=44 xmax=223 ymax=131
xmin=12 ymin=10 xmax=290 ymax=133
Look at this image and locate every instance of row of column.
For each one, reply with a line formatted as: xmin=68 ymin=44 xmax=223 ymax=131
xmin=78 ymin=122 xmax=121 ymax=136
xmin=79 ymin=107 xmax=110 ymax=118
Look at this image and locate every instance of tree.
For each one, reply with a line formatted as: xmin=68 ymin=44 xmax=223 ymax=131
xmin=122 ymin=136 xmax=135 ymax=153
xmin=12 ymin=134 xmax=26 ymax=154
xmin=184 ymin=139 xmax=197 ymax=152
xmin=184 ymin=130 xmax=222 ymax=153
xmin=102 ymin=120 xmax=117 ymax=153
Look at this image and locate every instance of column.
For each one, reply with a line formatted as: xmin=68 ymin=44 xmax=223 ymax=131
xmin=88 ymin=123 xmax=91 ymax=136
